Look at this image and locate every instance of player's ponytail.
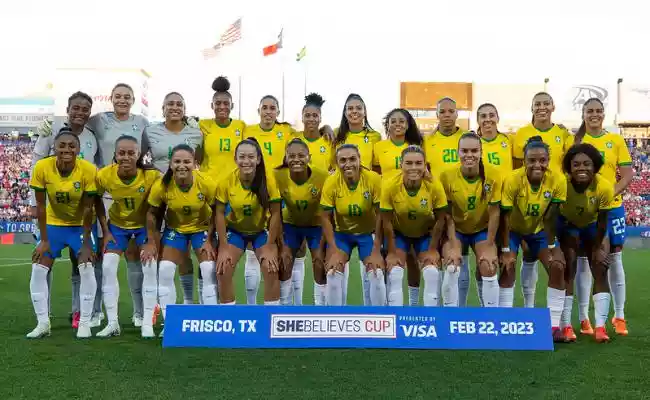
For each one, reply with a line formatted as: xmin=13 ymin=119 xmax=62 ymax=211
xmin=236 ymin=139 xmax=270 ymax=209
xmin=162 ymin=144 xmax=195 ymax=187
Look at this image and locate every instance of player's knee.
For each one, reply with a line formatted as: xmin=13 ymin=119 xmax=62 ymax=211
xmin=159 ymin=260 xmax=177 ymax=284
xmin=478 ymin=257 xmax=497 ymax=278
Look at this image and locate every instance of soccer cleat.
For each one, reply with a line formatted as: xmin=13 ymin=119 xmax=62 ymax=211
xmin=96 ymin=322 xmax=121 ymax=338
xmin=132 ymin=315 xmax=143 ymax=328
xmin=71 ymin=312 xmax=80 ymax=329
xmin=562 ymin=326 xmax=577 ymax=342
xmin=141 ymin=325 xmax=155 ymax=339
xmin=594 ymin=326 xmax=610 ymax=343
xmin=552 ymin=327 xmax=565 ymax=343
xmin=153 ymin=304 xmax=161 ymax=325
xmin=611 ymin=318 xmax=628 ymax=336
xmin=26 ymin=323 xmax=51 ymax=339
xmin=90 ymin=313 xmax=103 ymax=328
xmin=76 ymin=323 xmax=92 ymax=339
xmin=580 ymin=319 xmax=594 ymax=335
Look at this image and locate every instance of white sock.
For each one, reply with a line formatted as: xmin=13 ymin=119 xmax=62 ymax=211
xmin=78 ymin=262 xmax=97 ymax=324
xmin=360 ymin=261 xmax=371 ymax=305
xmin=521 ymin=261 xmax=538 ymax=308
xmin=498 ymin=285 xmax=514 ymax=308
xmin=93 ymin=262 xmax=103 ymax=315
xmin=342 ymin=261 xmax=350 ymax=305
xmin=30 ymin=264 xmax=49 ymax=324
xmin=71 ymin=273 xmax=80 ymax=314
xmin=481 ymin=275 xmax=499 ymax=307
xmin=46 ymin=268 xmax=53 ymax=315
xmin=126 ymin=260 xmax=143 ymax=317
xmin=198 ymin=278 xmax=204 ymax=305
xmin=575 ymin=257 xmax=592 ymax=321
xmin=458 ymin=255 xmax=470 ymax=307
xmin=198 ymin=261 xmax=218 ymax=305
xmin=102 ymin=253 xmax=120 ymax=323
xmin=442 ymin=264 xmax=460 ymax=307
xmin=179 ymin=273 xmax=194 ymax=305
xmin=422 ymin=266 xmax=441 ymax=306
xmin=608 ymin=252 xmax=626 ymax=319
xmin=593 ymin=292 xmax=611 ymax=328
xmin=280 ymin=280 xmax=293 ymax=305
xmin=560 ymin=295 xmax=574 ymax=328
xmin=546 ymin=287 xmax=566 ymax=328
xmin=387 ymin=267 xmax=404 ymax=306
xmin=408 ymin=286 xmax=419 ymax=306
xmin=291 ymin=257 xmax=305 ymax=305
xmin=314 ymin=283 xmax=326 ymax=306
xmin=244 ymin=249 xmax=261 ymax=305
xmin=367 ymin=269 xmax=387 ymax=306
xmin=327 ymin=271 xmax=344 ymax=306
xmin=142 ymin=259 xmax=158 ymax=326
xmin=158 ymin=260 xmax=177 ymax=319
xmin=264 ymin=300 xmax=280 ymax=305
xmin=477 ymin=280 xmax=484 ymax=307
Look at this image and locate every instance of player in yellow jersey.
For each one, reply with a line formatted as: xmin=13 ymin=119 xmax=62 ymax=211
xmin=274 ymin=139 xmax=329 ymax=305
xmin=333 ymin=94 xmax=382 ymax=170
xmin=199 ymin=76 xmax=245 ymax=182
xmin=569 ymin=98 xmax=632 ymax=336
xmin=28 ymin=130 xmax=99 ymax=339
xmin=94 ymin=136 xmax=161 ymax=338
xmin=321 ymin=144 xmax=385 ymax=306
xmin=380 ymin=145 xmax=448 ymax=306
xmin=215 ymin=138 xmax=283 ymax=305
xmin=141 ymin=145 xmax=218 ymax=338
xmin=423 ymin=97 xmax=466 ymax=177
xmin=374 ymin=108 xmax=424 ymax=179
xmin=441 ymin=133 xmax=503 ymax=307
xmin=501 ymin=136 xmax=567 ymax=342
xmin=295 ymin=93 xmax=334 ymax=172
xmin=558 ymin=143 xmax=613 ymax=343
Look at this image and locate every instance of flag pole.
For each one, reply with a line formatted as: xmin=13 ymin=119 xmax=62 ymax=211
xmin=303 ymin=64 xmax=307 ymax=98
xmin=238 ymin=75 xmax=242 ymax=120
xmin=281 ymin=70 xmax=286 ymax=117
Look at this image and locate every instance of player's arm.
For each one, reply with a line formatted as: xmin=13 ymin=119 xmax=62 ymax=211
xmin=34 ymin=191 xmax=48 ymax=243
xmin=145 ymin=205 xmax=161 ymax=249
xmin=595 ymin=209 xmax=609 ymax=248
xmin=486 ymin=203 xmax=500 ymax=246
xmin=214 ymin=201 xmax=228 ymax=251
xmin=320 ymin=209 xmax=337 ymax=250
xmin=543 ymin=203 xmax=560 ymax=248
xmin=372 ymin=203 xmax=383 ymax=253
xmin=95 ymin=195 xmax=109 ymax=239
xmin=615 ymin=165 xmax=633 ymax=198
xmin=267 ymin=201 xmax=282 ymax=245
xmin=430 ymin=206 xmax=448 ymax=251
xmin=381 ymin=210 xmax=396 ymax=254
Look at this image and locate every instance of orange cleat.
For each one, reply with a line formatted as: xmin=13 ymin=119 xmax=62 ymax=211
xmin=580 ymin=319 xmax=594 ymax=335
xmin=594 ymin=326 xmax=610 ymax=343
xmin=611 ymin=318 xmax=628 ymax=336
xmin=562 ymin=326 xmax=577 ymax=342
xmin=552 ymin=327 xmax=565 ymax=343
xmin=153 ymin=304 xmax=161 ymax=325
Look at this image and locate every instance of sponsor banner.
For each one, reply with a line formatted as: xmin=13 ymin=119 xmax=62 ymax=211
xmin=619 ymin=83 xmax=650 ymax=123
xmin=0 ymin=222 xmax=35 ymax=234
xmin=547 ymin=82 xmax=617 ymax=128
xmin=162 ymin=305 xmax=553 ymax=351
xmin=0 ymin=113 xmax=52 ymax=128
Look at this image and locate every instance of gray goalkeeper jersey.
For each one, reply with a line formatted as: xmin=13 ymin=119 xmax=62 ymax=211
xmin=145 ymin=122 xmax=203 ymax=172
xmin=87 ymin=112 xmax=149 ymax=167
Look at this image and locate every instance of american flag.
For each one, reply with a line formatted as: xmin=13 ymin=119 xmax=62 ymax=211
xmin=202 ymin=18 xmax=242 ymax=60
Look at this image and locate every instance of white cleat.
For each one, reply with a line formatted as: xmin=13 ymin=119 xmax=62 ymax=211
xmin=96 ymin=322 xmax=121 ymax=338
xmin=90 ymin=314 xmax=103 ymax=328
xmin=141 ymin=325 xmax=155 ymax=339
xmin=76 ymin=323 xmax=92 ymax=339
xmin=26 ymin=323 xmax=51 ymax=339
xmin=132 ymin=315 xmax=143 ymax=328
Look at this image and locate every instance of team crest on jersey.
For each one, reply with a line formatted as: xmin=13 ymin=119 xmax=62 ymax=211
xmin=198 ymin=193 xmax=205 ymax=201
xmin=555 ymin=136 xmax=561 ymax=143
xmin=138 ymin=186 xmax=145 ymax=193
xmin=363 ymin=191 xmax=370 ymax=199
xmin=235 ymin=129 xmax=241 ymax=137
xmin=544 ymin=190 xmax=552 ymax=199
xmin=73 ymin=182 xmax=81 ymax=192
xmin=420 ymin=198 xmax=428 ymax=208
xmin=589 ymin=196 xmax=597 ymax=205
xmin=310 ymin=187 xmax=319 ymax=197
xmin=320 ymin=146 xmax=326 ymax=154
xmin=484 ymin=183 xmax=492 ymax=193
xmin=132 ymin=124 xmax=139 ymax=131
xmin=277 ymin=132 xmax=283 ymax=139
xmin=606 ymin=141 xmax=613 ymax=149
xmin=86 ymin=141 xmax=92 ymax=148
xmin=501 ymin=141 xmax=508 ymax=148
xmin=363 ymin=136 xmax=369 ymax=143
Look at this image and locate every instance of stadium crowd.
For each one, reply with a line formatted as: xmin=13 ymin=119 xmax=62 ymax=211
xmin=0 ymin=134 xmax=33 ymax=222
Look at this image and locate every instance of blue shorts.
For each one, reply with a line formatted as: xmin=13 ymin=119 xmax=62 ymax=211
xmin=456 ymin=229 xmax=489 ymax=247
xmin=105 ymin=224 xmax=147 ymax=252
xmin=557 ymin=216 xmax=598 ymax=243
xmin=283 ymin=224 xmax=322 ymax=250
xmin=227 ymin=229 xmax=268 ymax=250
xmin=162 ymin=228 xmax=210 ymax=252
xmin=385 ymin=231 xmax=431 ymax=255
xmin=44 ymin=224 xmax=99 ymax=259
xmin=335 ymin=232 xmax=374 ymax=260
xmin=509 ymin=230 xmax=556 ymax=260
xmin=607 ymin=205 xmax=626 ymax=247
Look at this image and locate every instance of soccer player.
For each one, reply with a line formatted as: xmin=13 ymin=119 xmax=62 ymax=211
xmin=559 ymin=143 xmax=613 ymax=343
xmin=214 ymin=139 xmax=282 ymax=305
xmin=95 ymin=136 xmax=161 ymax=338
xmin=569 ymin=98 xmax=633 ymax=336
xmin=274 ymin=139 xmax=329 ymax=305
xmin=320 ymin=144 xmax=385 ymax=306
xmin=500 ymin=136 xmax=567 ymax=342
xmin=28 ymin=130 xmax=99 ymax=339
xmin=146 ymin=92 xmax=203 ymax=306
xmin=141 ymin=145 xmax=218 ymax=338
xmin=441 ymin=133 xmax=503 ymax=307
xmin=294 ymin=93 xmax=333 ymax=172
xmin=380 ymin=145 xmax=448 ymax=306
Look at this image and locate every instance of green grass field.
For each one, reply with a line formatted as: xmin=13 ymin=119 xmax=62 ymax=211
xmin=1 ymin=244 xmax=649 ymax=399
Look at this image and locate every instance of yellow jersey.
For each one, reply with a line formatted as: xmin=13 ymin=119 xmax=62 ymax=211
xmin=423 ymin=128 xmax=466 ymax=178
xmin=215 ymin=168 xmax=282 ymax=235
xmin=380 ymin=172 xmax=448 ymax=238
xmin=96 ymin=165 xmax=161 ymax=229
xmin=274 ymin=166 xmax=328 ymax=227
xmin=512 ymin=124 xmax=570 ymax=173
xmin=501 ymin=168 xmax=567 ymax=235
xmin=561 ymin=175 xmax=614 ymax=228
xmin=294 ymin=132 xmax=334 ymax=172
xmin=148 ymin=170 xmax=217 ymax=234
xmin=30 ymin=157 xmax=98 ymax=227
xmin=333 ymin=128 xmax=382 ymax=170
xmin=481 ymin=133 xmax=514 ymax=172
xmin=320 ymin=168 xmax=381 ymax=235
xmin=199 ymin=118 xmax=245 ymax=182
xmin=244 ymin=123 xmax=296 ymax=169
xmin=440 ymin=165 xmax=503 ymax=235
xmin=372 ymin=139 xmax=408 ymax=180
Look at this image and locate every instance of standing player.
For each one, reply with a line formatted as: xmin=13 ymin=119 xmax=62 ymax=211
xmin=95 ymin=136 xmax=161 ymax=338
xmin=569 ymin=98 xmax=633 ymax=336
xmin=295 ymin=93 xmax=333 ymax=172
xmin=141 ymin=145 xmax=218 ymax=338
xmin=321 ymin=144 xmax=385 ymax=306
xmin=500 ymin=137 xmax=567 ymax=341
xmin=559 ymin=143 xmax=613 ymax=343
xmin=214 ymin=139 xmax=282 ymax=305
xmin=381 ymin=145 xmax=448 ymax=306
xmin=28 ymin=131 xmax=99 ymax=338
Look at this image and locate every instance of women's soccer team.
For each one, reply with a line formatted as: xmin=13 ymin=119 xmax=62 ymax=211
xmin=26 ymin=77 xmax=633 ymax=344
